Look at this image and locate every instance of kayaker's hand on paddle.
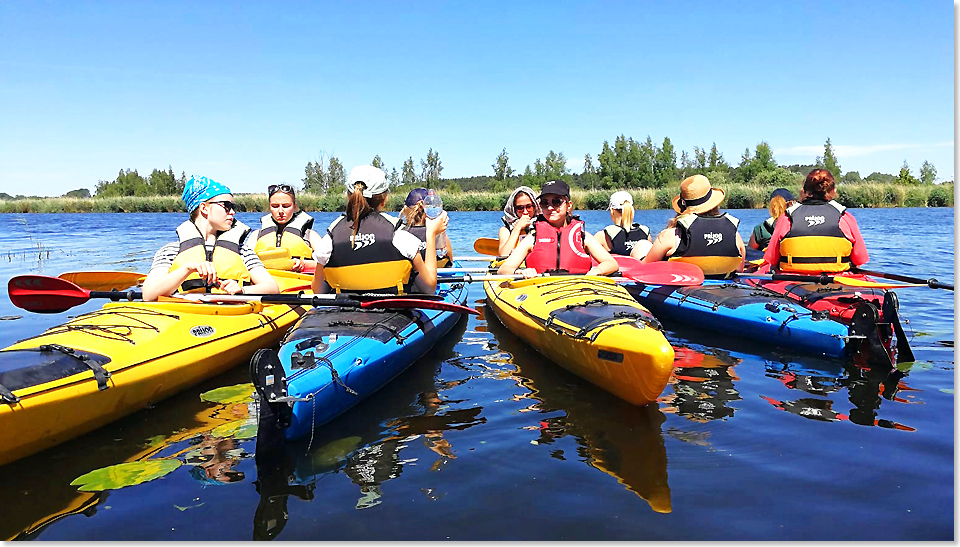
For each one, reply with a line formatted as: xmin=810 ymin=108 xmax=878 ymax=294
xmin=518 ymin=267 xmax=538 ymax=279
xmin=190 ymin=261 xmax=220 ymax=287
xmin=218 ymin=278 xmax=244 ymax=295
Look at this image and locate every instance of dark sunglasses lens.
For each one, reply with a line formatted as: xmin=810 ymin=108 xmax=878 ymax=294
xmin=268 ymin=184 xmax=294 ymax=196
xmin=516 ymin=204 xmax=535 ymax=211
xmin=215 ymin=201 xmax=236 ymax=213
xmin=539 ymin=198 xmax=563 ymax=208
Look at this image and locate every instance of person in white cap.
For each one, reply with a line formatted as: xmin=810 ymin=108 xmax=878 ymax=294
xmin=643 ymin=174 xmax=745 ymax=279
xmin=310 ymin=165 xmax=449 ymax=295
xmin=594 ymin=190 xmax=652 ymax=259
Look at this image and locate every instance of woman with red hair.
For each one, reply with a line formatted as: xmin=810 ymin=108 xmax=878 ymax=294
xmin=764 ymin=169 xmax=869 ymax=273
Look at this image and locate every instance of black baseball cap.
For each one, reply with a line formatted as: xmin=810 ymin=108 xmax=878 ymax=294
xmin=538 ymin=180 xmax=570 ymax=198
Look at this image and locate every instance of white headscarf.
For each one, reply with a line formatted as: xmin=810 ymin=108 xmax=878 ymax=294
xmin=501 ymin=186 xmax=541 ymax=229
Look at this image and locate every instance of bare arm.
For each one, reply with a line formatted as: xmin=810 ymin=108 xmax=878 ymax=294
xmin=593 ymin=228 xmax=613 ymax=252
xmin=498 ymin=216 xmax=532 ymax=256
xmin=642 ymin=228 xmax=678 ymax=263
xmin=410 ymin=211 xmax=448 ymax=294
xmin=735 ymin=233 xmax=746 ymax=272
xmin=497 ymin=235 xmax=534 ymax=276
xmin=583 ymin=233 xmax=618 ymax=276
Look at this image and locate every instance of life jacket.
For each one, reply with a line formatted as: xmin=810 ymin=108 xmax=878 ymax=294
xmin=778 ymin=199 xmax=853 ymax=273
xmin=525 ymin=216 xmax=593 ymax=274
xmin=603 ymin=223 xmax=650 ymax=256
xmin=169 ymin=220 xmax=252 ymax=293
xmin=324 ymin=212 xmax=412 ymax=294
xmin=668 ymin=213 xmax=742 ymax=278
xmin=254 ymin=210 xmax=315 ymax=260
xmin=405 ymin=225 xmax=452 ymax=268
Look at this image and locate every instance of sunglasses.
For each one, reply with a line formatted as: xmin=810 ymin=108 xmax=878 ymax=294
xmin=515 ymin=203 xmax=536 ymax=213
xmin=268 ymin=184 xmax=295 ymax=197
xmin=539 ymin=197 xmax=566 ymax=209
xmin=208 ymin=200 xmax=237 ymax=214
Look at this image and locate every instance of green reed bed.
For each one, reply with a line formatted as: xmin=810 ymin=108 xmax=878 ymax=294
xmin=0 ymin=183 xmax=952 ymax=213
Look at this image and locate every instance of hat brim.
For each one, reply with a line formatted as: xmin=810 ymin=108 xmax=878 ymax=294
xmin=672 ymin=187 xmax=726 ymax=214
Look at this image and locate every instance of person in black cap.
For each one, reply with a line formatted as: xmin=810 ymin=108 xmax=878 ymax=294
xmin=749 ymin=188 xmax=796 ymax=251
xmin=496 ymin=180 xmax=619 ymax=278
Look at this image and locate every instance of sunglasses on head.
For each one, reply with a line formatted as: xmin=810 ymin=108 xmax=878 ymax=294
xmin=539 ymin=197 xmax=566 ymax=209
xmin=515 ymin=203 xmax=536 ymax=213
xmin=208 ymin=200 xmax=237 ymax=214
xmin=268 ymin=184 xmax=295 ymax=197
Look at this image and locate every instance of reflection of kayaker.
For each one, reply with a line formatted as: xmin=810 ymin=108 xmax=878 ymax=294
xmin=661 ymin=346 xmax=742 ymax=423
xmin=185 ymin=434 xmax=246 ymax=485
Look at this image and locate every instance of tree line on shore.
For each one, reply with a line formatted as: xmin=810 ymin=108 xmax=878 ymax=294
xmin=0 ymin=136 xmax=946 ymax=202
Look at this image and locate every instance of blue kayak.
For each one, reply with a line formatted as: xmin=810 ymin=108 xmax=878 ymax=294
xmin=250 ymin=275 xmax=469 ymax=443
xmin=625 ymin=280 xmax=853 ymax=359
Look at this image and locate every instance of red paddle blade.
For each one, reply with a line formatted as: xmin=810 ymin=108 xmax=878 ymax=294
xmin=8 ymin=275 xmax=92 ymax=313
xmin=620 ymin=261 xmax=705 ymax=286
xmin=360 ymin=298 xmax=479 ymax=315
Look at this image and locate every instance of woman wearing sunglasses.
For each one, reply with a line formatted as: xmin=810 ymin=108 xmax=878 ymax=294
xmin=497 ymin=180 xmax=619 ymax=278
xmin=497 ymin=185 xmax=541 ymax=256
xmin=254 ymin=183 xmax=323 ymax=272
xmin=311 ymin=166 xmax=449 ymax=295
xmin=642 ymin=174 xmax=745 ymax=279
xmin=143 ymin=176 xmax=279 ymax=301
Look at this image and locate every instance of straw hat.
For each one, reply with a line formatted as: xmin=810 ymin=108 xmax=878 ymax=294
xmin=672 ymin=175 xmax=726 ymax=214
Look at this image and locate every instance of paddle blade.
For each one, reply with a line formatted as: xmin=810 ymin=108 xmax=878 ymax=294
xmin=473 ymin=237 xmax=501 ymax=256
xmin=620 ymin=261 xmax=705 ymax=286
xmin=59 ymin=271 xmax=146 ymax=291
xmin=9 ymin=275 xmax=92 ymax=313
xmin=833 ymin=277 xmax=924 ymax=289
xmin=361 ymin=298 xmax=479 ymax=315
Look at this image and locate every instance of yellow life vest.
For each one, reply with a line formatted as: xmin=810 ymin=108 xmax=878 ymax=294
xmin=254 ymin=211 xmax=315 ymax=262
xmin=778 ymin=200 xmax=853 ymax=273
xmin=169 ymin=220 xmax=252 ymax=293
xmin=323 ymin=213 xmax=412 ymax=294
xmin=667 ymin=213 xmax=742 ymax=278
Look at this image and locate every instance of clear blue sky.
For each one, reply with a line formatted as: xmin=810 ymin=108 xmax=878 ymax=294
xmin=0 ymin=0 xmax=954 ymax=197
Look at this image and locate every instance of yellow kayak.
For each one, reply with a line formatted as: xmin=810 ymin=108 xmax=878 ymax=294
xmin=0 ymin=270 xmax=309 ymax=467
xmin=484 ymin=276 xmax=675 ymax=406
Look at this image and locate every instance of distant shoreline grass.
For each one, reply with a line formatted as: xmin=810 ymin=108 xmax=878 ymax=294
xmin=0 ymin=182 xmax=952 ymax=213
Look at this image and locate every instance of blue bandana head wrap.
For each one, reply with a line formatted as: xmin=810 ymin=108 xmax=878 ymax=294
xmin=182 ymin=176 xmax=233 ymax=213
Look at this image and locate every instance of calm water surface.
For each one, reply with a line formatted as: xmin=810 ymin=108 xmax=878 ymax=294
xmin=0 ymin=208 xmax=953 ymax=541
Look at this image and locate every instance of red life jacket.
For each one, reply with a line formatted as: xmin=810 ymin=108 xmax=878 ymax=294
xmin=525 ymin=216 xmax=592 ymax=274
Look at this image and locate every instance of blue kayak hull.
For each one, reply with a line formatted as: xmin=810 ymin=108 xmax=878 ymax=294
xmin=274 ymin=280 xmax=468 ymax=441
xmin=626 ymin=280 xmax=850 ymax=359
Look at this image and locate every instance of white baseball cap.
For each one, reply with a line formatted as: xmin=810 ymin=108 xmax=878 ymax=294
xmin=608 ymin=190 xmax=634 ymax=210
xmin=346 ymin=165 xmax=389 ymax=198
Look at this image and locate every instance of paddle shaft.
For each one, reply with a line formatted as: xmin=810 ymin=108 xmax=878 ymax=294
xmin=733 ymin=273 xmax=920 ymax=289
xmin=854 ymin=268 xmax=954 ymax=291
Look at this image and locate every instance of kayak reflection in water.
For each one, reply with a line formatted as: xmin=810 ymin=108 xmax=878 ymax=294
xmin=142 ymin=175 xmax=279 ymax=301
xmin=496 ymin=180 xmax=618 ymax=278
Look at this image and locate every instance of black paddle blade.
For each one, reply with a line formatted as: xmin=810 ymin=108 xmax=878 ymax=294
xmin=882 ymin=291 xmax=915 ymax=364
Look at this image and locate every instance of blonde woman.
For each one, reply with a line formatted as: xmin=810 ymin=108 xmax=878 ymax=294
xmin=593 ymin=190 xmax=653 ymax=259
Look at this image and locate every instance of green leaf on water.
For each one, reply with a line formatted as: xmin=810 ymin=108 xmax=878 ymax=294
xmin=71 ymin=459 xmax=182 ymax=492
xmin=174 ymin=503 xmax=205 ymax=512
xmin=200 ymin=383 xmax=255 ymax=405
xmin=211 ymin=419 xmax=258 ymax=439
xmin=940 ymin=388 xmax=953 ymax=395
xmin=144 ymin=434 xmax=167 ymax=448
xmin=311 ymin=436 xmax=362 ymax=467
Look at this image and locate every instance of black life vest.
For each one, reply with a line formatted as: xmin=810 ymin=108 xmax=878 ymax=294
xmin=668 ymin=213 xmax=742 ymax=278
xmin=405 ymin=225 xmax=451 ymax=268
xmin=779 ymin=200 xmax=853 ymax=273
xmin=603 ymin=223 xmax=650 ymax=256
xmin=324 ymin=212 xmax=412 ymax=294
